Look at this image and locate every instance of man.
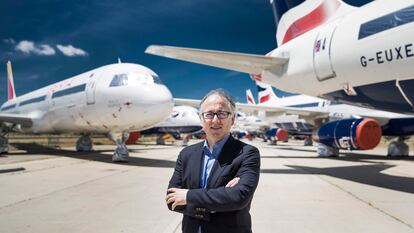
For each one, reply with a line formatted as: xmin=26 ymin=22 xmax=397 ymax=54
xmin=166 ymin=89 xmax=261 ymax=233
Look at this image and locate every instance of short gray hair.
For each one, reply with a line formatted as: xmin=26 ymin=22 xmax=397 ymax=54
xmin=199 ymin=89 xmax=236 ymax=113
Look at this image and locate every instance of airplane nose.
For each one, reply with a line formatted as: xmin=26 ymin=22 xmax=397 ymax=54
xmin=138 ymin=84 xmax=174 ymax=125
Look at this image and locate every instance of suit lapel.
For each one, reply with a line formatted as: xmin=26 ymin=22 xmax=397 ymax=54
xmin=189 ymin=142 xmax=204 ymax=189
xmin=207 ymin=136 xmax=238 ymax=188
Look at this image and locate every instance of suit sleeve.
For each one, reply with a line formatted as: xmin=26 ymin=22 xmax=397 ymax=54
xmin=186 ymin=146 xmax=260 ymax=212
xmin=166 ymin=151 xmax=186 ymax=213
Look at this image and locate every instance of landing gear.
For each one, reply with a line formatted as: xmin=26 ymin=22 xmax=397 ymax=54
xmin=304 ymin=136 xmax=313 ymax=146
xmin=108 ymin=132 xmax=129 ymax=162
xmin=156 ymin=135 xmax=166 ymax=145
xmin=267 ymin=137 xmax=277 ymax=145
xmin=182 ymin=134 xmax=191 ymax=147
xmin=76 ymin=135 xmax=93 ymax=152
xmin=387 ymin=137 xmax=409 ymax=157
xmin=317 ymin=143 xmax=339 ymax=157
xmin=0 ymin=135 xmax=9 ymax=155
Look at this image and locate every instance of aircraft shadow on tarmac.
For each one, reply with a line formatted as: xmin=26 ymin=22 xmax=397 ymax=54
xmin=262 ymin=147 xmax=413 ymax=162
xmin=10 ymin=143 xmax=176 ymax=168
xmin=261 ymin=164 xmax=414 ymax=194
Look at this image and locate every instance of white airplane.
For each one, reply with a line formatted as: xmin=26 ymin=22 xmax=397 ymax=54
xmin=0 ymin=61 xmax=173 ymax=161
xmin=140 ymin=105 xmax=202 ymax=145
xmin=145 ymin=0 xmax=414 ymax=156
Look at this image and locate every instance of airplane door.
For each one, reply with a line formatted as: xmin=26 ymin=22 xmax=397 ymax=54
xmin=313 ymin=22 xmax=337 ymax=81
xmin=86 ymin=72 xmax=98 ymax=105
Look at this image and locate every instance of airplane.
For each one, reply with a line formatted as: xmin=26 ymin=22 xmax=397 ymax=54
xmin=139 ymin=105 xmax=202 ymax=145
xmin=145 ymin=0 xmax=414 ymax=157
xmin=0 ymin=61 xmax=174 ymax=162
xmin=251 ymin=81 xmax=414 ymax=153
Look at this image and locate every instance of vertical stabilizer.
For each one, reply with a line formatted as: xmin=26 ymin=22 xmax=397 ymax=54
xmin=271 ymin=0 xmax=354 ymax=46
xmin=6 ymin=61 xmax=16 ymax=100
xmin=256 ymin=81 xmax=280 ymax=105
xmin=246 ymin=89 xmax=256 ymax=104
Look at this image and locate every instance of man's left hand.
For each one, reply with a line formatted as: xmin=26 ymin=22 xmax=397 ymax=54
xmin=166 ymin=188 xmax=188 ymax=210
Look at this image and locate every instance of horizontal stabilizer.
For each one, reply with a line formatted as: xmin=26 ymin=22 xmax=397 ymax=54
xmin=146 ymin=45 xmax=288 ymax=75
xmin=0 ymin=113 xmax=33 ymax=128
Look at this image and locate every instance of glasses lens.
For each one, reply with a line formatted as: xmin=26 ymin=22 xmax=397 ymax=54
xmin=202 ymin=112 xmax=214 ymax=119
xmin=217 ymin=111 xmax=230 ymax=119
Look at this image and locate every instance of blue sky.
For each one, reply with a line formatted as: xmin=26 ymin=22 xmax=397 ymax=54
xmin=0 ymin=0 xmax=371 ymax=104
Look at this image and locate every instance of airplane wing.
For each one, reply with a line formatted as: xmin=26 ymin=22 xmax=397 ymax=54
xmin=0 ymin=113 xmax=34 ymax=128
xmin=174 ymin=98 xmax=327 ymax=118
xmin=145 ymin=45 xmax=288 ymax=75
xmin=174 ymin=98 xmax=200 ymax=107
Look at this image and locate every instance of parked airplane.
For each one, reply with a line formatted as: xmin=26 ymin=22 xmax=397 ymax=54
xmin=145 ymin=0 xmax=414 ymax=156
xmin=250 ymin=81 xmax=414 ymax=155
xmin=140 ymin=105 xmax=202 ymax=145
xmin=0 ymin=61 xmax=173 ymax=161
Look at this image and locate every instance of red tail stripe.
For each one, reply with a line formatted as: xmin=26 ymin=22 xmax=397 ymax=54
xmin=282 ymin=0 xmax=340 ymax=44
xmin=259 ymin=94 xmax=270 ymax=103
xmin=7 ymin=79 xmax=14 ymax=100
xmin=247 ymin=95 xmax=254 ymax=104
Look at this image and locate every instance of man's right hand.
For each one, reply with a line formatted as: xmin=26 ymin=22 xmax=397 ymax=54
xmin=225 ymin=177 xmax=240 ymax=188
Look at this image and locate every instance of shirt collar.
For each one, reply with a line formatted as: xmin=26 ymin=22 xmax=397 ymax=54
xmin=203 ymin=134 xmax=230 ymax=159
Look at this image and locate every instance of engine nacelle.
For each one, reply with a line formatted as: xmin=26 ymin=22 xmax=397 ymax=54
xmin=265 ymin=128 xmax=288 ymax=142
xmin=313 ymin=118 xmax=382 ymax=150
xmin=125 ymin=131 xmax=141 ymax=145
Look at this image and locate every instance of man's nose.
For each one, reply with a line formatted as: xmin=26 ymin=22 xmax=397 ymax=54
xmin=212 ymin=114 xmax=220 ymax=122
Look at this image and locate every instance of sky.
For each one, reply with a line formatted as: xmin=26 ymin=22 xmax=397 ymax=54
xmin=0 ymin=0 xmax=371 ymax=104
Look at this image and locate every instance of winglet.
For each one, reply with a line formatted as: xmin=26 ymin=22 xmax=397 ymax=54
xmin=6 ymin=61 xmax=16 ymax=100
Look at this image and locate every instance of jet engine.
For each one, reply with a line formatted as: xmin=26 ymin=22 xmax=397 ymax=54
xmin=313 ymin=118 xmax=382 ymax=150
xmin=265 ymin=127 xmax=288 ymax=142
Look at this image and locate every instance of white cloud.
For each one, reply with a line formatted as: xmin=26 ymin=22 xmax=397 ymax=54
xmin=56 ymin=44 xmax=88 ymax=57
xmin=15 ymin=40 xmax=56 ymax=56
xmin=15 ymin=40 xmax=35 ymax=53
xmin=37 ymin=45 xmax=56 ymax=55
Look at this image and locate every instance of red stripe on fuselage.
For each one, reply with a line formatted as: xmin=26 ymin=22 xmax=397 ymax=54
xmin=282 ymin=0 xmax=340 ymax=44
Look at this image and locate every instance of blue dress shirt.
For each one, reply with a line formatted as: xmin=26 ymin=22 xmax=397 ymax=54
xmin=200 ymin=134 xmax=230 ymax=188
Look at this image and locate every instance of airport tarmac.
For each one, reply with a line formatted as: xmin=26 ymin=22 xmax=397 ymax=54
xmin=0 ymin=139 xmax=413 ymax=233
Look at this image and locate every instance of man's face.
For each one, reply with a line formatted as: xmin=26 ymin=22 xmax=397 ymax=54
xmin=199 ymin=94 xmax=235 ymax=145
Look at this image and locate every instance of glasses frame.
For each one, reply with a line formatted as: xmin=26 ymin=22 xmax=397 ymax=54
xmin=201 ymin=111 xmax=232 ymax=120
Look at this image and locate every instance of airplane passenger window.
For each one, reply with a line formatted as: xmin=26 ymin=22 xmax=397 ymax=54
xmin=109 ymin=74 xmax=128 ymax=87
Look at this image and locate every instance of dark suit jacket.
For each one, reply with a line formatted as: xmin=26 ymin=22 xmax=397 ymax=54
xmin=168 ymin=136 xmax=261 ymax=233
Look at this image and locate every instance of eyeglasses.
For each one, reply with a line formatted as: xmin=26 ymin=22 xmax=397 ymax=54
xmin=201 ymin=111 xmax=232 ymax=120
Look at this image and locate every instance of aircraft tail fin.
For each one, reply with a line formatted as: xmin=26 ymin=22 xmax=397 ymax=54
xmin=246 ymin=89 xmax=256 ymax=105
xmin=271 ymin=0 xmax=355 ymax=46
xmin=6 ymin=61 xmax=16 ymax=100
xmin=256 ymin=80 xmax=280 ymax=104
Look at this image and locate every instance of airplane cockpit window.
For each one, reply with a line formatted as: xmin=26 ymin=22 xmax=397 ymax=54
xmin=110 ymin=72 xmax=163 ymax=87
xmin=152 ymin=74 xmax=163 ymax=84
xmin=109 ymin=74 xmax=128 ymax=87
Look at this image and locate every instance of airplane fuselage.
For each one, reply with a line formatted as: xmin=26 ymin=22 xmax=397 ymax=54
xmin=0 ymin=63 xmax=173 ymax=134
xmin=264 ymin=1 xmax=414 ymax=114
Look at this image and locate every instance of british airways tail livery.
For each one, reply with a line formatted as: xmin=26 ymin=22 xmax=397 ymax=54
xmin=0 ymin=61 xmax=173 ymax=162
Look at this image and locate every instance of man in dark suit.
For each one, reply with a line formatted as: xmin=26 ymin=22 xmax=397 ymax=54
xmin=166 ymin=89 xmax=261 ymax=233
